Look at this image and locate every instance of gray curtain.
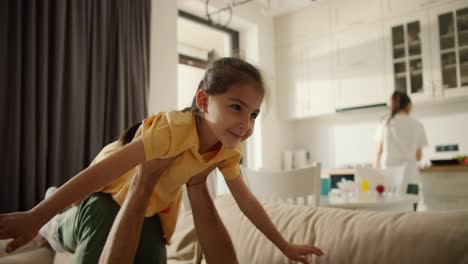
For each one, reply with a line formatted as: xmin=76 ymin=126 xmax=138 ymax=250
xmin=0 ymin=0 xmax=150 ymax=212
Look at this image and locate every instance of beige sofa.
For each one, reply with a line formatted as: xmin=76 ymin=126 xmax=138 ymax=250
xmin=2 ymin=195 xmax=468 ymax=263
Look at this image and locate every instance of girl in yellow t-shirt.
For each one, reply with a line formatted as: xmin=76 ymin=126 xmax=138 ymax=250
xmin=0 ymin=58 xmax=324 ymax=263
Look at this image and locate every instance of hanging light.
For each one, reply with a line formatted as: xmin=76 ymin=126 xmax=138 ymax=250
xmin=205 ymin=0 xmax=255 ymax=27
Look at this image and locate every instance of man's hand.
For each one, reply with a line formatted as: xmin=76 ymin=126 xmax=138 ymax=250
xmin=186 ymin=162 xmax=222 ymax=188
xmin=0 ymin=211 xmax=41 ymax=254
xmin=133 ymin=155 xmax=181 ymax=194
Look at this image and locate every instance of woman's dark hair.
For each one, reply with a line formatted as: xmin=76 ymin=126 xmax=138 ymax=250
xmin=388 ymin=91 xmax=411 ymax=123
xmin=118 ymin=122 xmax=141 ymax=146
xmin=182 ymin=57 xmax=267 ymax=115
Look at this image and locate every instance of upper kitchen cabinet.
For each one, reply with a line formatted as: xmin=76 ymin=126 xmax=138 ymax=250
xmin=331 ymin=0 xmax=383 ymax=32
xmin=276 ymin=37 xmax=335 ymax=119
xmin=384 ymin=12 xmax=434 ymax=102
xmin=334 ymin=23 xmax=386 ymax=110
xmin=384 ymin=0 xmax=457 ymax=18
xmin=275 ymin=2 xmax=331 ymax=47
xmin=430 ymin=1 xmax=468 ymax=98
xmin=275 ymin=2 xmax=334 ymax=120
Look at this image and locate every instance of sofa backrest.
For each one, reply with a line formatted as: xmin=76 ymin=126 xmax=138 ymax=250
xmin=168 ymin=195 xmax=468 ymax=264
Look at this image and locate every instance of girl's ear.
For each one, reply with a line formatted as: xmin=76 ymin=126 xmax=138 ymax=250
xmin=195 ymin=89 xmax=208 ymax=112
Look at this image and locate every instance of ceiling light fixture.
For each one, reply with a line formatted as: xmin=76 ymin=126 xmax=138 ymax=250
xmin=205 ymin=0 xmax=255 ymax=27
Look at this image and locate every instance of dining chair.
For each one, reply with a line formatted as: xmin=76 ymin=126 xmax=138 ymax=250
xmin=241 ymin=163 xmax=322 ymax=207
xmin=355 ymin=165 xmax=407 ymax=194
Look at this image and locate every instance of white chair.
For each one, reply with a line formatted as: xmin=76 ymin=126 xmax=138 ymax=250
xmin=355 ymin=166 xmax=407 ymax=194
xmin=241 ymin=163 xmax=321 ymax=207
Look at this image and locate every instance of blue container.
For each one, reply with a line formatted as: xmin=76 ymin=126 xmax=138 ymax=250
xmin=321 ymin=177 xmax=331 ymax=196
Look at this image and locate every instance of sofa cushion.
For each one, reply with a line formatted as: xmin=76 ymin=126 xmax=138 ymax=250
xmin=0 ymin=239 xmax=54 ymax=264
xmin=211 ymin=195 xmax=468 ymax=264
xmin=166 ymin=209 xmax=202 ymax=264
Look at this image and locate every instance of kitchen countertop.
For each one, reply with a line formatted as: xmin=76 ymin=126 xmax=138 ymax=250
xmin=323 ymin=165 xmax=468 ymax=175
xmin=420 ymin=165 xmax=468 ymax=173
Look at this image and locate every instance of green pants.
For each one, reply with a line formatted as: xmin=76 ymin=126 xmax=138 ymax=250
xmin=55 ymin=193 xmax=166 ymax=264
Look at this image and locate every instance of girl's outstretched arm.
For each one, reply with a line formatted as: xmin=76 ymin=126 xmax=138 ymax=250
xmin=226 ymin=176 xmax=324 ymax=264
xmin=0 ymin=138 xmax=147 ymax=253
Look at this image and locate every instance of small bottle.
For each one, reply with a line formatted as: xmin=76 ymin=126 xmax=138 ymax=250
xmin=360 ymin=178 xmax=370 ymax=192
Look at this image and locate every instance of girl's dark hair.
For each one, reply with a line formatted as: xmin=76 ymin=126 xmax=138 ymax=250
xmin=182 ymin=57 xmax=267 ymax=115
xmin=388 ymin=91 xmax=411 ymax=123
xmin=118 ymin=122 xmax=141 ymax=146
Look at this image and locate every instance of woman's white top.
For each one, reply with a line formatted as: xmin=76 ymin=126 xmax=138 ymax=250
xmin=375 ymin=114 xmax=428 ymax=183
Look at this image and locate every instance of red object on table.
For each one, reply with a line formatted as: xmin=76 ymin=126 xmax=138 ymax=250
xmin=376 ymin=184 xmax=385 ymax=194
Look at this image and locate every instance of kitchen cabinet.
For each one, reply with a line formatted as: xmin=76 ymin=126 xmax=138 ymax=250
xmin=334 ymin=23 xmax=386 ymax=109
xmin=430 ymin=1 xmax=468 ymax=98
xmin=276 ymin=37 xmax=335 ymax=119
xmin=383 ymin=0 xmax=457 ymax=18
xmin=274 ymin=0 xmax=467 ymax=119
xmin=384 ymin=12 xmax=434 ymax=102
xmin=420 ymin=165 xmax=468 ymax=211
xmin=275 ymin=2 xmax=331 ymax=46
xmin=384 ymin=1 xmax=468 ymax=101
xmin=331 ymin=0 xmax=383 ymax=32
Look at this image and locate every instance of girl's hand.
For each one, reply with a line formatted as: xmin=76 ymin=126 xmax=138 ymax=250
xmin=0 ymin=211 xmax=41 ymax=254
xmin=281 ymin=243 xmax=324 ymax=264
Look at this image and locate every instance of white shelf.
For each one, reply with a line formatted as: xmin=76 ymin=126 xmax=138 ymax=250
xmin=408 ymin=40 xmax=421 ymax=47
xmin=411 ymin=69 xmax=422 ymax=75
xmin=408 ymin=55 xmax=422 ymax=60
xmin=443 ymin=64 xmax=456 ymax=70
xmin=395 ymin=72 xmax=406 ymax=78
xmin=460 ymin=45 xmax=468 ymax=51
xmin=393 ymin=58 xmax=406 ymax=63
xmin=393 ymin=43 xmax=405 ymax=49
xmin=440 ymin=33 xmax=455 ymax=39
xmin=441 ymin=48 xmax=456 ymax=54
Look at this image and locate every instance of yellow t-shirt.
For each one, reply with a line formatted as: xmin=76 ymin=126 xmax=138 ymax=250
xmin=94 ymin=111 xmax=242 ymax=243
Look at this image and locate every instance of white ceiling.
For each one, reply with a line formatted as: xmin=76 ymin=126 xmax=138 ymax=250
xmin=258 ymin=0 xmax=317 ymax=16
xmin=178 ymin=0 xmax=317 ymax=17
xmin=177 ymin=0 xmax=318 ymax=56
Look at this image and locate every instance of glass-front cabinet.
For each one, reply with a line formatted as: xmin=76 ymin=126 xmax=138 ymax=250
xmin=392 ymin=22 xmax=423 ymax=94
xmin=431 ymin=2 xmax=468 ymax=98
xmin=385 ymin=12 xmax=433 ymax=101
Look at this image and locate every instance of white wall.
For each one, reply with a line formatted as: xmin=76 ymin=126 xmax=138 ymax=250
xmin=177 ymin=64 xmax=205 ymax=110
xmin=294 ymin=102 xmax=468 ymax=169
xmin=148 ymin=0 xmax=178 ymax=114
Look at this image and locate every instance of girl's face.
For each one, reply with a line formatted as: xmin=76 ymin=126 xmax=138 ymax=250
xmin=198 ymin=84 xmax=264 ymax=149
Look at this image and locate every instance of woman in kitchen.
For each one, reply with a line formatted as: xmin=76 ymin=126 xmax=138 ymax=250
xmin=374 ymin=91 xmax=428 ymax=210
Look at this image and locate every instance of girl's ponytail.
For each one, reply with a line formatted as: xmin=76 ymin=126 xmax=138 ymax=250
xmin=118 ymin=122 xmax=142 ymax=146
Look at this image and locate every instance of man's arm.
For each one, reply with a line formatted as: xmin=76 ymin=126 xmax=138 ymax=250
xmin=99 ymin=157 xmax=176 ymax=264
xmin=186 ymin=166 xmax=238 ymax=264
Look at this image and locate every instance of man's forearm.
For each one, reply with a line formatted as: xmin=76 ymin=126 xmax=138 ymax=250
xmin=99 ymin=166 xmax=157 ymax=264
xmin=187 ymin=184 xmax=238 ymax=264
